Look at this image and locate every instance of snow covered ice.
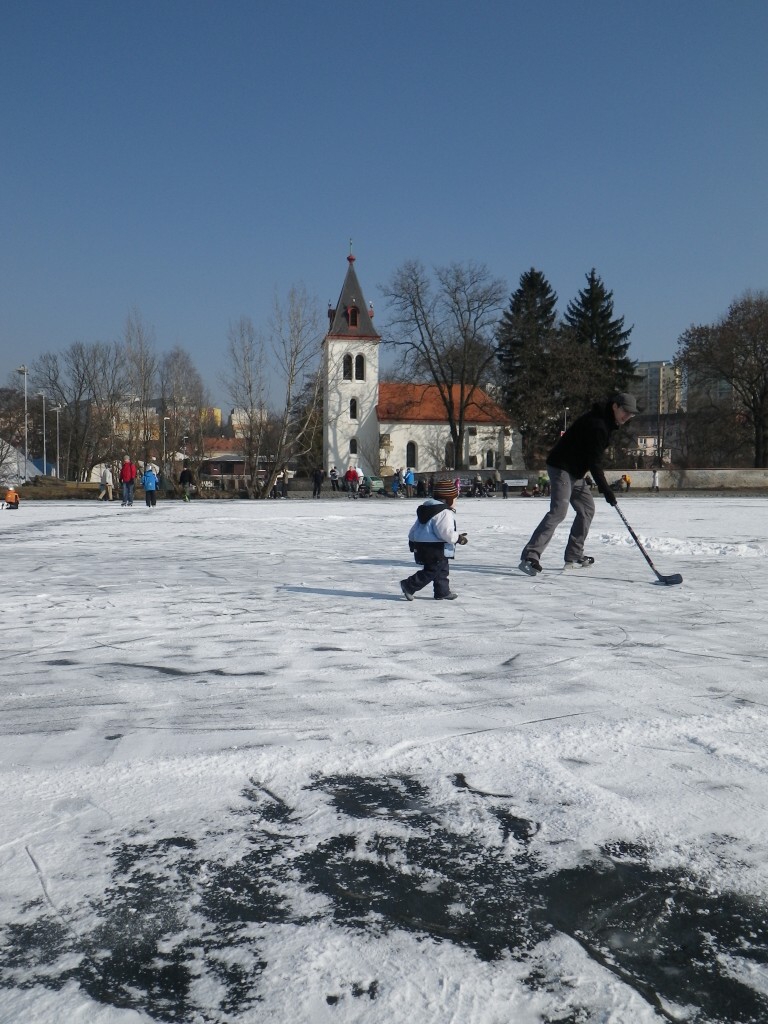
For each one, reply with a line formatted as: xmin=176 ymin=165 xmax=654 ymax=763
xmin=2 ymin=494 xmax=768 ymax=1023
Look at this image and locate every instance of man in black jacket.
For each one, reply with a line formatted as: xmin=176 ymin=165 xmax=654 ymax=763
xmin=519 ymin=393 xmax=638 ymax=575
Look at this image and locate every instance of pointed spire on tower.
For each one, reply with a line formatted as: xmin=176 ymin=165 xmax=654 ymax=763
xmin=326 ymin=249 xmax=379 ymax=340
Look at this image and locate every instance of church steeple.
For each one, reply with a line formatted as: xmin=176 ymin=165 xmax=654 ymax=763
xmin=322 ymin=250 xmax=381 ymax=475
xmin=326 ymin=251 xmax=380 ymax=341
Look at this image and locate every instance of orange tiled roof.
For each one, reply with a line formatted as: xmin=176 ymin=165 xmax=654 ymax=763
xmin=376 ymin=382 xmax=510 ymax=425
xmin=202 ymin=437 xmax=242 ymax=455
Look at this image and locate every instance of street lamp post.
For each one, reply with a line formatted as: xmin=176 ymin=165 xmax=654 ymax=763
xmin=37 ymin=392 xmax=47 ymax=475
xmin=52 ymin=406 xmax=63 ymax=479
xmin=657 ymin=362 xmax=666 ymax=466
xmin=15 ymin=365 xmax=28 ymax=479
xmin=163 ymin=417 xmax=170 ymax=479
xmin=564 ymin=407 xmax=569 ymax=432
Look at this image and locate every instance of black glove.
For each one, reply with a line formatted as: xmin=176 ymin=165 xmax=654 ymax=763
xmin=604 ymin=489 xmax=618 ymax=506
xmin=457 ymin=533 xmax=469 ymax=545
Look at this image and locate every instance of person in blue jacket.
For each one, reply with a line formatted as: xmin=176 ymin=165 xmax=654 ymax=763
xmin=142 ymin=465 xmax=159 ymax=508
xmin=400 ymin=477 xmax=468 ymax=602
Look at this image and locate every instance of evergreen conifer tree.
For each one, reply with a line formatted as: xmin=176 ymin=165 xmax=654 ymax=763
xmin=496 ymin=267 xmax=558 ymax=411
xmin=496 ymin=268 xmax=585 ymax=466
xmin=563 ymin=269 xmax=636 ymax=393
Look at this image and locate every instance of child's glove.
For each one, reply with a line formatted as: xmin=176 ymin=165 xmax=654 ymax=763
xmin=603 ymin=489 xmax=618 ymax=507
xmin=457 ymin=533 xmax=469 ymax=545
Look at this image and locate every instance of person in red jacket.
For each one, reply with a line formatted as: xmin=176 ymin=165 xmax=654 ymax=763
xmin=119 ymin=455 xmax=137 ymax=506
xmin=344 ymin=465 xmax=359 ymax=499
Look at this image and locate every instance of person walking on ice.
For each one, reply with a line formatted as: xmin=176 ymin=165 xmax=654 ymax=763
xmin=519 ymin=392 xmax=638 ymax=575
xmin=141 ymin=464 xmax=159 ymax=507
xmin=179 ymin=461 xmax=194 ymax=501
xmin=119 ymin=455 xmax=137 ymax=506
xmin=400 ymin=477 xmax=468 ymax=601
xmin=98 ymin=465 xmax=113 ymax=501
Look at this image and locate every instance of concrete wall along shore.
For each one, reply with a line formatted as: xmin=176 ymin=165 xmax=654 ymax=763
xmin=609 ymin=469 xmax=768 ymax=490
xmin=15 ymin=467 xmax=768 ymax=498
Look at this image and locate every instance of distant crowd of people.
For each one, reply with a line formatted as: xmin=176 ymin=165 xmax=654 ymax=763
xmin=91 ymin=455 xmax=197 ymax=507
xmin=8 ymin=398 xmax=659 ymax=534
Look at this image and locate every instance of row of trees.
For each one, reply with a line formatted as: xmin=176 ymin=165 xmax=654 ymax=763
xmin=382 ymin=263 xmax=636 ymax=468
xmin=1 ymin=310 xmax=212 ymax=483
xmin=222 ymin=286 xmax=323 ymax=497
xmin=0 ymin=290 xmax=326 ymax=497
xmin=382 ymin=264 xmax=768 ymax=470
xmin=496 ymin=267 xmax=635 ymax=465
xmin=4 ymin=263 xmax=767 ymax=482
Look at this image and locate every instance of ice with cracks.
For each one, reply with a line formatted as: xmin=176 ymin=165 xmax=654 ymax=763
xmin=1 ymin=495 xmax=768 ymax=1023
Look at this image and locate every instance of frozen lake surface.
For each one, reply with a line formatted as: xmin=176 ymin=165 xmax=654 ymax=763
xmin=2 ymin=494 xmax=768 ymax=1023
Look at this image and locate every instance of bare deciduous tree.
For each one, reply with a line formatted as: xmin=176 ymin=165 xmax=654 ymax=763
xmin=222 ymin=317 xmax=270 ymax=497
xmin=83 ymin=341 xmax=130 ymax=475
xmin=677 ymin=292 xmax=768 ymax=467
xmin=260 ymin=284 xmax=323 ymax=498
xmin=33 ymin=343 xmax=117 ymax=480
xmin=123 ymin=309 xmax=158 ymax=463
xmin=223 ymin=287 xmax=323 ymax=498
xmin=383 ymin=260 xmax=506 ymax=469
xmin=160 ymin=346 xmax=209 ymax=478
xmin=0 ymin=385 xmax=26 ymax=481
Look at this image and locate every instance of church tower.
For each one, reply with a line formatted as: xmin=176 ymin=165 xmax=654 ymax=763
xmin=322 ymin=252 xmax=381 ymax=474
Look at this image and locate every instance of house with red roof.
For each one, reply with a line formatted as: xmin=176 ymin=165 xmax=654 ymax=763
xmin=322 ymin=253 xmax=518 ymax=476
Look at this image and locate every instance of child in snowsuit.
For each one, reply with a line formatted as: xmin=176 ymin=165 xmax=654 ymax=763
xmin=3 ymin=487 xmax=20 ymax=509
xmin=400 ymin=477 xmax=467 ymax=601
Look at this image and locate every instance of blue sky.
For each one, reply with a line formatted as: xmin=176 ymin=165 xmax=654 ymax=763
xmin=2 ymin=0 xmax=767 ymax=412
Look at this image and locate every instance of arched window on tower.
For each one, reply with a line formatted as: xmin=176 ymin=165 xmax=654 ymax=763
xmin=350 ymin=438 xmax=358 ymax=455
xmin=406 ymin=441 xmax=417 ymax=469
xmin=486 ymin=450 xmax=495 ymax=468
xmin=349 ymin=398 xmax=358 ymax=420
xmin=444 ymin=442 xmax=455 ymax=470
xmin=348 ymin=306 xmax=359 ymax=328
xmin=355 ymin=354 xmax=365 ymax=380
xmin=342 ymin=354 xmax=353 ymax=380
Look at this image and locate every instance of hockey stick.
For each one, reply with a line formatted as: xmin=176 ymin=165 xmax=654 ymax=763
xmin=614 ymin=504 xmax=683 ymax=585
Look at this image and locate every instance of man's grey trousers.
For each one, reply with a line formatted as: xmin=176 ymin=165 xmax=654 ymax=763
xmin=521 ymin=466 xmax=596 ymax=564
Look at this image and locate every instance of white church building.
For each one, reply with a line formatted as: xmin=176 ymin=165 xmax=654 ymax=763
xmin=322 ymin=253 xmax=517 ymax=476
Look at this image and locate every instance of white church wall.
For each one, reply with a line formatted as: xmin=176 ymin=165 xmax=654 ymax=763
xmin=322 ymin=338 xmax=380 ymax=475
xmin=380 ymin=422 xmax=515 ymax=474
